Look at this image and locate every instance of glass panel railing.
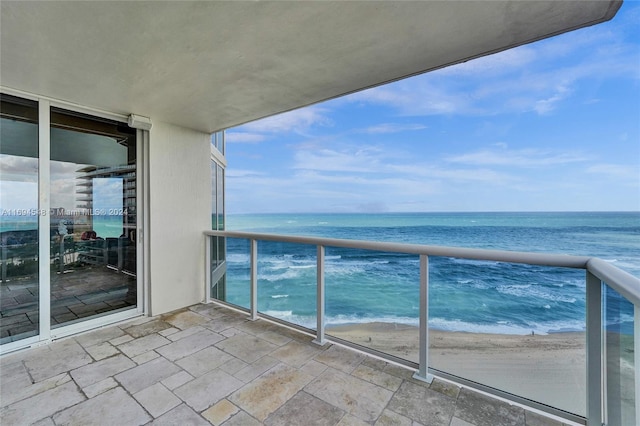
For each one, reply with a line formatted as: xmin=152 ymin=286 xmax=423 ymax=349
xmin=210 ymin=235 xmax=226 ymax=300
xmin=604 ymin=283 xmax=636 ymax=426
xmin=324 ymin=247 xmax=420 ymax=362
xmin=219 ymin=237 xmax=251 ymax=310
xmin=428 ymin=259 xmax=586 ymax=416
xmin=205 ymin=229 xmax=640 ymax=424
xmin=256 ymin=241 xmax=317 ymax=329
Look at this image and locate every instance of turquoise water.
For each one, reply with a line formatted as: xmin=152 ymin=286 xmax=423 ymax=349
xmin=0 ymin=215 xmax=123 ymax=238
xmin=224 ymin=212 xmax=640 ymax=334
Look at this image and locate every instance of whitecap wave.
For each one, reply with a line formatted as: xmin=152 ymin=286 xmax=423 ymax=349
xmin=257 ymin=312 xmax=587 ymax=336
xmin=262 ymin=310 xmax=293 ymax=318
xmin=496 ymin=284 xmax=577 ymax=303
xmin=227 ymin=253 xmax=250 ymax=263
xmin=428 ymin=317 xmax=586 ymax=335
xmin=259 ymin=269 xmax=307 ymax=282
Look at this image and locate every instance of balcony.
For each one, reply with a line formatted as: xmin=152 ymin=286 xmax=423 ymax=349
xmin=1 ymin=302 xmax=571 ymax=425
xmin=0 ymin=231 xmax=636 ymax=425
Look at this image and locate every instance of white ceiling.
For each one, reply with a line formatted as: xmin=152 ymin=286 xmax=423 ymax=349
xmin=0 ymin=1 xmax=621 ymax=133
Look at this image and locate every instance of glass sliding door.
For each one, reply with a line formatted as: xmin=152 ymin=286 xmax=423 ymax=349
xmin=49 ymin=107 xmax=137 ymax=327
xmin=1 ymin=93 xmax=142 ymax=349
xmin=0 ymin=94 xmax=40 ymax=344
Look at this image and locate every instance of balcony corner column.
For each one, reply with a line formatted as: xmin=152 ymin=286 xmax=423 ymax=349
xmin=413 ymin=254 xmax=433 ymax=383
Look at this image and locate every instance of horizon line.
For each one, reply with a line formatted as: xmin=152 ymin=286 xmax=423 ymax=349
xmin=225 ymin=210 xmax=640 ymax=215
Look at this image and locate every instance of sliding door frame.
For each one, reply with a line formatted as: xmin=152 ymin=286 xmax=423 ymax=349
xmin=0 ymin=88 xmax=147 ymax=353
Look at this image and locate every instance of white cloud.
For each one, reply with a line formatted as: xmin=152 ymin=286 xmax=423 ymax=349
xmin=293 ymin=146 xmax=388 ymax=173
xmin=386 ymin=164 xmax=516 ymax=185
xmin=533 ymin=85 xmax=571 ymax=115
xmin=360 ymin=123 xmax=427 ymax=134
xmin=225 ymin=132 xmax=266 ymax=144
xmin=240 ymin=106 xmax=331 ymax=134
xmin=0 ymin=181 xmax=37 ymax=210
xmin=587 ymin=164 xmax=640 ymax=181
xmin=50 ymin=161 xmax=78 ymax=177
xmin=0 ymin=155 xmax=38 ymax=182
xmin=225 ymin=169 xmax=265 ymax=178
xmin=349 ymin=81 xmax=474 ymax=116
xmin=446 ymin=148 xmax=589 ymax=168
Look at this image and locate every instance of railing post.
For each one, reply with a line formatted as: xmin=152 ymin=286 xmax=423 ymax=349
xmin=313 ymin=245 xmax=326 ymax=346
xmin=204 ymin=235 xmax=211 ymax=303
xmin=413 ymin=254 xmax=433 ymax=383
xmin=250 ymin=239 xmax=258 ymax=321
xmin=586 ymin=271 xmax=603 ymax=426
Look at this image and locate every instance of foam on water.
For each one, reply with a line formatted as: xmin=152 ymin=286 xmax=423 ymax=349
xmin=496 ymin=284 xmax=578 ymax=303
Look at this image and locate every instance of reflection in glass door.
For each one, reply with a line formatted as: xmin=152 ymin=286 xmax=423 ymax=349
xmin=0 ymin=95 xmax=40 ymax=344
xmin=49 ymin=107 xmax=137 ymax=328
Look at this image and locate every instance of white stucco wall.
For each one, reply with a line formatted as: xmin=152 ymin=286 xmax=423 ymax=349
xmin=148 ymin=121 xmax=211 ymax=315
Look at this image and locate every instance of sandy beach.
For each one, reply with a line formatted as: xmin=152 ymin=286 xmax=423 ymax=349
xmin=327 ymin=322 xmax=587 ymax=416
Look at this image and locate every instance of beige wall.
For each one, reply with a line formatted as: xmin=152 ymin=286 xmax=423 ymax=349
xmin=148 ymin=121 xmax=211 ymax=315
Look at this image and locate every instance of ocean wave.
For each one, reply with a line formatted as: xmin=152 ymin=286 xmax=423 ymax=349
xmin=450 ymin=258 xmax=500 ymax=266
xmin=263 ymin=263 xmax=314 ymax=271
xmin=325 ymin=263 xmax=365 ymax=276
xmin=271 ymin=294 xmax=289 ymax=299
xmin=325 ymin=314 xmax=419 ymax=327
xmin=288 ymin=264 xmax=315 ymax=270
xmin=457 ymin=279 xmax=490 ymax=290
xmin=496 ymin=284 xmax=577 ymax=303
xmin=263 ymin=310 xmax=293 ymax=317
xmin=257 ymin=310 xmax=588 ymax=335
xmin=607 ymin=259 xmax=640 ymax=275
xmin=428 ymin=317 xmax=586 ymax=335
xmin=227 ymin=253 xmax=250 ymax=263
xmin=259 ymin=269 xmax=308 ymax=282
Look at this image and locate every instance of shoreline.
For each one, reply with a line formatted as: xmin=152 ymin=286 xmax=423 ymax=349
xmin=327 ymin=322 xmax=588 ymax=416
xmin=326 ymin=322 xmax=586 ymax=350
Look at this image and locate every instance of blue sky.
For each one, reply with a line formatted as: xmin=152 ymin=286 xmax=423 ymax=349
xmin=225 ymin=3 xmax=640 ymax=214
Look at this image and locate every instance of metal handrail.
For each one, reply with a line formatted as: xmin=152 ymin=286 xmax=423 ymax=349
xmin=586 ymin=257 xmax=640 ymax=306
xmin=205 ymin=229 xmax=593 ymax=268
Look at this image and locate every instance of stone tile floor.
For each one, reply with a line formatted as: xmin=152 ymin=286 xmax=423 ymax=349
xmin=0 ymin=303 xmax=574 ymax=425
xmin=1 ymin=266 xmax=136 ymax=340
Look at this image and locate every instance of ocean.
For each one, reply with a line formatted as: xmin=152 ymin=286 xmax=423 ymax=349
xmin=223 ymin=212 xmax=640 ymax=335
xmin=0 ymin=215 xmax=123 ymax=238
